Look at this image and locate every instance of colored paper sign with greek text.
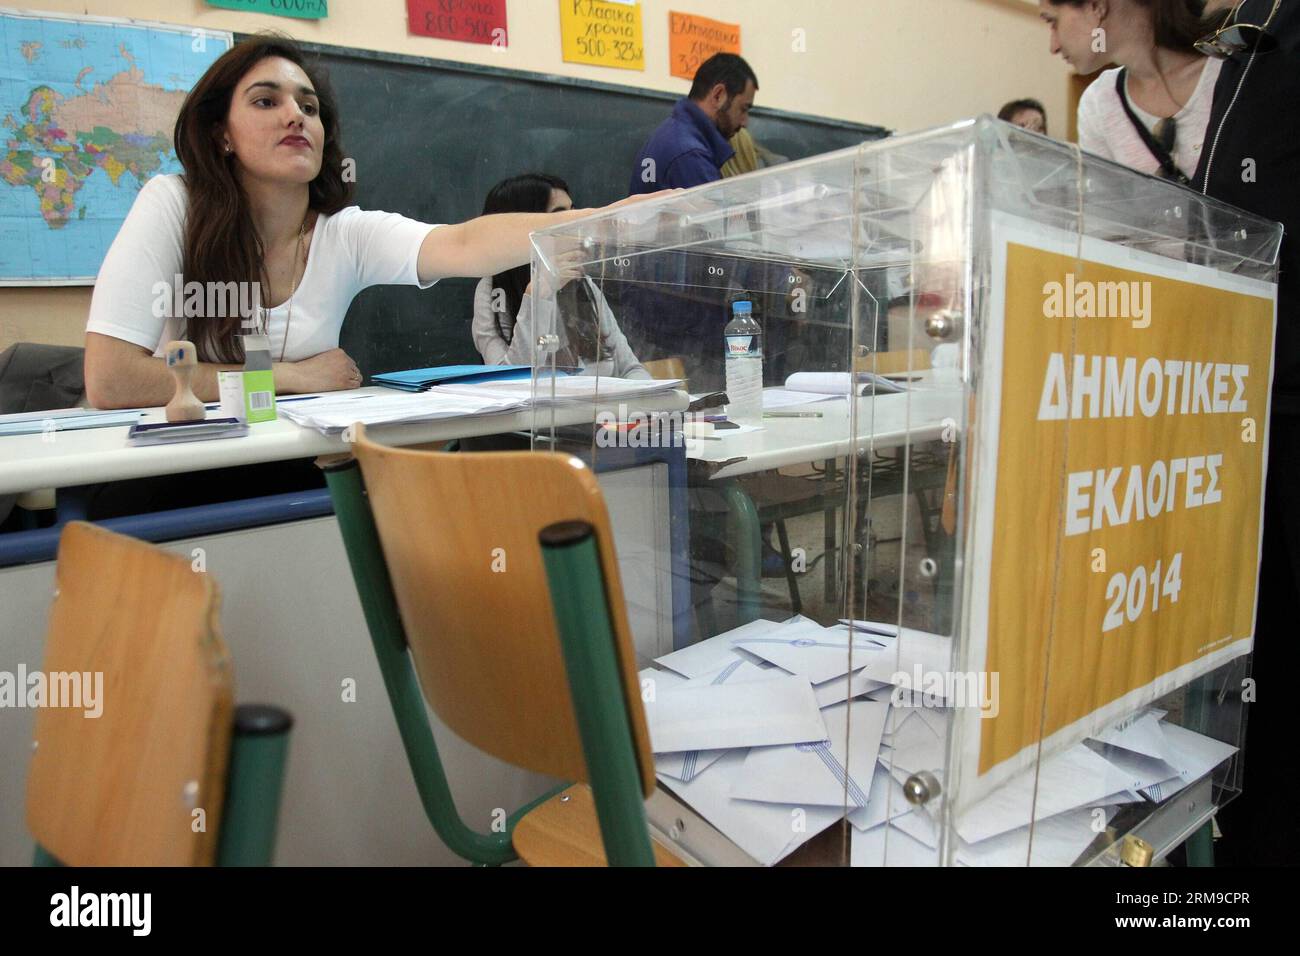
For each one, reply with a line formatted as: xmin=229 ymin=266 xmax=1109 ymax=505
xmin=959 ymin=214 xmax=1276 ymax=804
xmin=407 ymin=0 xmax=508 ymax=47
xmin=559 ymin=0 xmax=644 ymax=71
xmin=205 ymin=0 xmax=328 ymax=20
xmin=668 ymin=12 xmax=740 ymax=80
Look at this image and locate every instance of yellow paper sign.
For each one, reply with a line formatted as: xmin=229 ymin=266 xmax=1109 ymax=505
xmin=668 ymin=11 xmax=740 ymax=80
xmin=559 ymin=0 xmax=644 ymax=71
xmin=969 ymin=225 xmax=1275 ymax=792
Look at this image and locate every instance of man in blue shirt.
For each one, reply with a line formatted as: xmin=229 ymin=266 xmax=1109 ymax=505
xmin=629 ymin=53 xmax=758 ymax=194
xmin=620 ymin=53 xmax=761 ymax=381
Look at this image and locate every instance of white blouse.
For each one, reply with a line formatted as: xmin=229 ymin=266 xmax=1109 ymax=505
xmin=87 ymin=174 xmax=441 ymax=361
xmin=1076 ymin=58 xmax=1223 ymax=179
xmin=470 ymin=276 xmax=649 ymax=379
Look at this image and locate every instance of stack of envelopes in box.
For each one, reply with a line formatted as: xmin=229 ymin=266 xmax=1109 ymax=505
xmin=641 ymin=617 xmax=1237 ymax=866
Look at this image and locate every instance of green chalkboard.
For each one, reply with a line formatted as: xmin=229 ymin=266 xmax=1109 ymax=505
xmin=278 ymin=40 xmax=889 ymax=376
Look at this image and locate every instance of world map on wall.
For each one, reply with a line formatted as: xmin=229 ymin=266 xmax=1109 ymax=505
xmin=0 ymin=13 xmax=231 ymax=283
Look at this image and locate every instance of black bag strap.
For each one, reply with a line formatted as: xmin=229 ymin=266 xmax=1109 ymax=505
xmin=1115 ymin=68 xmax=1192 ymax=186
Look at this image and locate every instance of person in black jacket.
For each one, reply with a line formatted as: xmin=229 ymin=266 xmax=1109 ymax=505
xmin=1192 ymin=0 xmax=1300 ymax=867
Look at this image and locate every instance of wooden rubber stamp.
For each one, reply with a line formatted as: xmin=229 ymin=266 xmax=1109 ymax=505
xmin=163 ymin=340 xmax=205 ymax=422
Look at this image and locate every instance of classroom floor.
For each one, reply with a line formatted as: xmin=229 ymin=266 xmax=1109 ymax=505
xmin=704 ymin=485 xmax=939 ymax=634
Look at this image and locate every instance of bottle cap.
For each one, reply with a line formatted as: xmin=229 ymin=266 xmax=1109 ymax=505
xmin=732 ymin=300 xmax=753 ymax=313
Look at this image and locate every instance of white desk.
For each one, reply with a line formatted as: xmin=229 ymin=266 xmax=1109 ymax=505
xmin=683 ymin=386 xmax=963 ymax=619
xmin=0 ymin=386 xmax=690 ymax=496
xmin=686 ymin=387 xmax=961 ymax=480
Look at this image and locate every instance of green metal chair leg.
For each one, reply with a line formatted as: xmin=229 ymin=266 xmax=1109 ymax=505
xmin=32 ymin=844 xmax=62 ymax=866
xmin=324 ymin=459 xmax=521 ymax=866
xmin=774 ymin=519 xmax=803 ymax=615
xmin=1186 ymin=820 xmax=1215 ymax=867
xmin=217 ymin=705 xmax=293 ymax=866
xmin=720 ymin=482 xmax=762 ymax=624
xmin=541 ymin=521 xmax=657 ymax=867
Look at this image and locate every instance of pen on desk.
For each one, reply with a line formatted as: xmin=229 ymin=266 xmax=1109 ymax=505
xmin=763 ymin=411 xmax=824 ymax=418
xmin=203 ymin=394 xmax=323 ymax=411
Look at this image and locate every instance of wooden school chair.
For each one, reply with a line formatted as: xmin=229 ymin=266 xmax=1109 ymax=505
xmin=26 ymin=522 xmax=293 ymax=866
xmin=642 ymin=356 xmax=687 ymax=383
xmin=322 ymin=426 xmax=686 ymax=866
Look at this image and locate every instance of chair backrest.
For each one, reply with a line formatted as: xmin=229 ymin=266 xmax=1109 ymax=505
xmin=350 ymin=426 xmax=655 ymax=794
xmin=643 ymin=356 xmax=686 ymax=382
xmin=26 ymin=522 xmax=233 ymax=866
xmin=853 ymin=348 xmax=931 ymax=376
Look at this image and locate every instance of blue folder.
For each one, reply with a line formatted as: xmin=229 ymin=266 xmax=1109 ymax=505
xmin=372 ymin=365 xmax=563 ymax=392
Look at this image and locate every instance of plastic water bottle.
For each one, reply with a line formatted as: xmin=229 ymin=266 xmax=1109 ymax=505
xmin=724 ymin=299 xmax=763 ymax=425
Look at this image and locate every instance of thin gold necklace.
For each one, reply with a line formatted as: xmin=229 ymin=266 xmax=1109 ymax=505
xmin=259 ymin=215 xmax=309 ymax=363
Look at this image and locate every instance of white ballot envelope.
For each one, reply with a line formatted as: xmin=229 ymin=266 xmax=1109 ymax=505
xmin=813 ymin=668 xmax=892 ymax=708
xmin=654 ymin=618 xmax=776 ymax=678
xmin=658 ymin=750 xmax=844 ymax=866
xmin=729 ymin=700 xmax=890 ymax=807
xmin=638 ymin=666 xmax=687 ymax=699
xmin=651 ymin=660 xmax=782 ymax=781
xmin=1090 ymin=709 xmax=1169 ymax=762
xmin=956 ymin=805 xmax=1116 ymax=867
xmin=643 ymin=675 xmax=826 ymax=754
xmin=880 ymin=705 xmax=947 ymax=775
xmin=955 ymin=741 xmax=1172 ymax=844
xmin=733 ymin=620 xmax=891 ymax=684
xmin=847 ymin=764 xmax=916 ymax=831
xmin=851 ymin=822 xmax=941 ymax=867
xmin=890 ymin=802 xmax=1117 ymax=866
xmin=1137 ymin=722 xmax=1238 ymax=802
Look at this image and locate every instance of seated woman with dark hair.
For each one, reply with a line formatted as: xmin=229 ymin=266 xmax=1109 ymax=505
xmin=84 ymin=36 xmax=650 ymax=409
xmin=471 ymin=173 xmax=649 ymax=379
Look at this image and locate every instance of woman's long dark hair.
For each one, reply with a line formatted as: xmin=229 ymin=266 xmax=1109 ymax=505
xmin=174 ymin=34 xmax=352 ymax=363
xmin=1047 ymin=0 xmax=1215 ymax=54
xmin=482 ymin=173 xmax=608 ymax=368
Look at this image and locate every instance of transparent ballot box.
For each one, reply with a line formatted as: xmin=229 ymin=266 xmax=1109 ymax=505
xmin=523 ymin=117 xmax=1282 ymax=866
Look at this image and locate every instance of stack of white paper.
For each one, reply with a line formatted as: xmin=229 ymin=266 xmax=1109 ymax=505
xmin=435 ymin=376 xmax=681 ymax=407
xmin=279 ymin=376 xmax=680 ymax=434
xmin=278 ymin=389 xmax=528 ymax=433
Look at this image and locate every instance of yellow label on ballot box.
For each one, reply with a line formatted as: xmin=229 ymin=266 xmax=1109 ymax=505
xmin=969 ymin=228 xmax=1276 ymax=791
xmin=559 ymin=0 xmax=644 ymax=71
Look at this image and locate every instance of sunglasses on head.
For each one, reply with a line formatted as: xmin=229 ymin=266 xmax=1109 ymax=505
xmin=1195 ymin=0 xmax=1281 ymax=58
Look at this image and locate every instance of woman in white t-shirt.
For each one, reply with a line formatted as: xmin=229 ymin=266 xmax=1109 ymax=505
xmin=84 ymin=36 xmax=652 ymax=409
xmin=472 ymin=173 xmax=648 ymax=379
xmin=1039 ymin=0 xmax=1221 ymax=182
